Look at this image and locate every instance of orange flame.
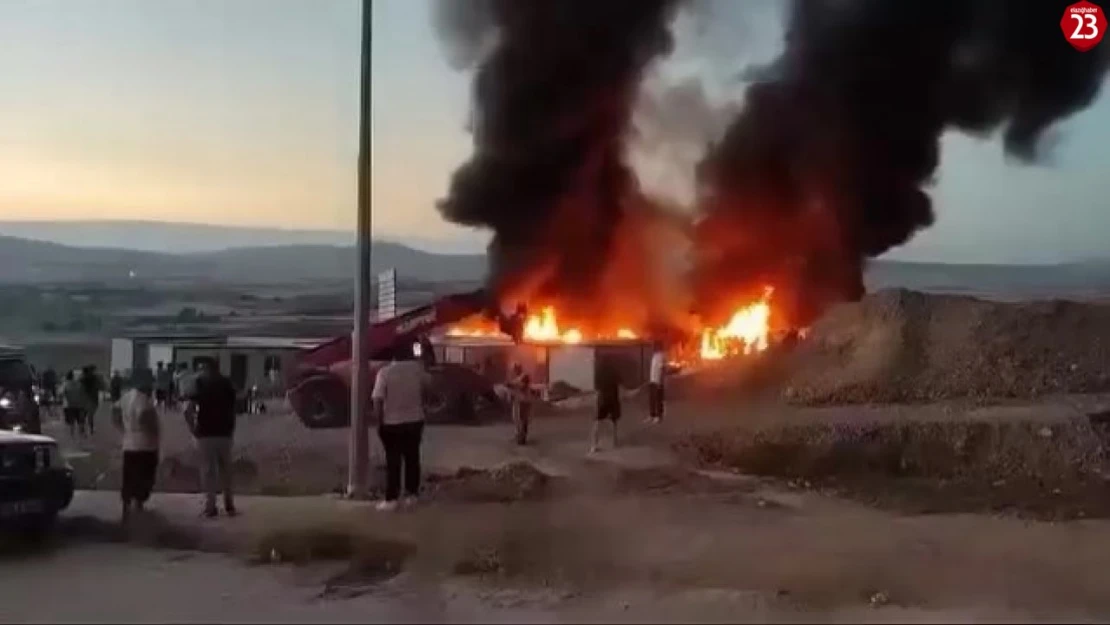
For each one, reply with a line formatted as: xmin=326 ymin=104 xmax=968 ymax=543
xmin=446 ymin=287 xmax=777 ymax=363
xmin=698 ymin=286 xmax=774 ymax=360
xmin=446 ymin=306 xmax=636 ymax=343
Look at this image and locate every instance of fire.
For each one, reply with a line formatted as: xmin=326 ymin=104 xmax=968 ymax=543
xmin=523 ymin=306 xmax=583 ymax=343
xmin=446 ymin=287 xmax=778 ymax=363
xmin=446 ymin=306 xmax=632 ymax=343
xmin=698 ymin=286 xmax=774 ymax=360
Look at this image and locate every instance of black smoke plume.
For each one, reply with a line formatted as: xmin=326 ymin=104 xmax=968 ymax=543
xmin=434 ymin=0 xmax=683 ymax=308
xmin=696 ymin=0 xmax=1110 ymax=327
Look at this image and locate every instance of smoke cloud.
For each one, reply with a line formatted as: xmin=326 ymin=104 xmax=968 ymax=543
xmin=434 ymin=0 xmax=1110 ymax=336
xmin=696 ymin=0 xmax=1110 ymax=327
xmin=434 ymin=0 xmax=684 ymax=309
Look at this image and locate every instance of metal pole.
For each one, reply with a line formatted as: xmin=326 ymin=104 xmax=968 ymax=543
xmin=348 ymin=0 xmax=373 ymax=498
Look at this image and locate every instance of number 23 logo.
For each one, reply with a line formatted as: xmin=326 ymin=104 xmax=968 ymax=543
xmin=1061 ymin=1 xmax=1106 ymax=52
xmin=1070 ymin=12 xmax=1100 ymax=39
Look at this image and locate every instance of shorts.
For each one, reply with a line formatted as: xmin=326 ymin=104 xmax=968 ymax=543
xmin=64 ymin=407 xmax=85 ymax=426
xmin=597 ymin=401 xmax=621 ymax=422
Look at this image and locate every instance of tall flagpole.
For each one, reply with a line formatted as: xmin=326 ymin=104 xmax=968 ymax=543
xmin=348 ymin=0 xmax=373 ymax=498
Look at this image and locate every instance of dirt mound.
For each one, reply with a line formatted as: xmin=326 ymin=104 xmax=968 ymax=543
xmin=675 ymin=416 xmax=1110 ymax=519
xmin=431 ymin=461 xmax=554 ymax=503
xmin=784 ymin=289 xmax=1110 ymax=403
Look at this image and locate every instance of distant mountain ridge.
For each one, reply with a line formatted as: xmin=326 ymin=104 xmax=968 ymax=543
xmin=0 ymin=221 xmax=1108 ymax=297
xmin=0 ymin=220 xmax=355 ymax=253
xmin=0 ymin=234 xmax=487 ymax=285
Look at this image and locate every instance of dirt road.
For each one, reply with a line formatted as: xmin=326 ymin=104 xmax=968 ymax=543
xmin=0 ymin=540 xmax=1066 ymax=624
xmin=21 ymin=394 xmax=1110 ymax=622
xmin=2 ymin=485 xmax=1107 ymax=623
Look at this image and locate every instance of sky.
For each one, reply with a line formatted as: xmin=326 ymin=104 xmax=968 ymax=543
xmin=0 ymin=0 xmax=1108 ymax=263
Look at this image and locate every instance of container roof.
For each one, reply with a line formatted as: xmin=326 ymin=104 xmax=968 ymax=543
xmin=119 ymin=334 xmax=326 ymax=350
xmin=434 ymin=336 xmax=650 ymax=349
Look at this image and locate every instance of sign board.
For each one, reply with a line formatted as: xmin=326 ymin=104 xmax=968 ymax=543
xmin=377 ymin=268 xmax=397 ymax=321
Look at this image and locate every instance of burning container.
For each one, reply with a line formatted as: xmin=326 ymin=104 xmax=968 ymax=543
xmin=431 ymin=335 xmax=652 ymax=393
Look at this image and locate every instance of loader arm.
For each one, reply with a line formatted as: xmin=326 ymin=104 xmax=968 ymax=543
xmin=285 ymin=288 xmax=525 ymax=429
xmin=296 ymin=289 xmax=525 ymax=370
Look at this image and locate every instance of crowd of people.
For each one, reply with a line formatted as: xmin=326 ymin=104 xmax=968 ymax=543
xmin=27 ymin=338 xmax=669 ymax=521
xmin=36 ymin=359 xmax=240 ymax=522
xmin=502 ymin=341 xmax=668 ymax=454
xmin=110 ymin=357 xmax=239 ymax=520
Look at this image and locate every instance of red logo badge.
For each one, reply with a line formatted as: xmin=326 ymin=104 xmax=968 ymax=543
xmin=1062 ymin=1 xmax=1106 ymax=52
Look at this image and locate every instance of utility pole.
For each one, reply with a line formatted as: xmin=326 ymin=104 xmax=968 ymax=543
xmin=348 ymin=0 xmax=373 ymax=498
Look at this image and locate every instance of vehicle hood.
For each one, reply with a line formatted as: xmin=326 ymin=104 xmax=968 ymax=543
xmin=0 ymin=429 xmax=56 ymax=445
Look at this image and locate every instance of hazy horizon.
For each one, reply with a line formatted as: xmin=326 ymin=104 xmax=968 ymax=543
xmin=1 ymin=0 xmax=1109 ymax=265
xmin=0 ymin=218 xmax=1108 ymax=268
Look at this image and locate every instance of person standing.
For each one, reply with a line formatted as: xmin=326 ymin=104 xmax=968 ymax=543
xmin=647 ymin=342 xmax=666 ymax=424
xmin=40 ymin=366 xmax=58 ymax=418
xmin=591 ymin=359 xmax=623 ymax=453
xmin=173 ymin=363 xmax=189 ymax=408
xmin=371 ymin=348 xmax=431 ymax=512
xmin=79 ymin=365 xmax=103 ymax=436
xmin=109 ymin=370 xmax=124 ymax=404
xmin=62 ymin=370 xmax=88 ymax=441
xmin=509 ymin=363 xmax=533 ymax=446
xmin=154 ymin=362 xmax=173 ymax=409
xmin=113 ymin=376 xmax=161 ymax=522
xmin=176 ymin=363 xmax=197 ymax=404
xmin=184 ymin=359 xmax=238 ymax=518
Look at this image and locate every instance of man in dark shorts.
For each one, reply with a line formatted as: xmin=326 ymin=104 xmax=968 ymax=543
xmin=109 ymin=370 xmax=123 ymax=404
xmin=590 ymin=359 xmax=623 ymax=453
xmin=80 ymin=365 xmax=103 ymax=435
xmin=62 ymin=370 xmax=87 ymax=440
xmin=154 ymin=362 xmax=172 ymax=408
xmin=40 ymin=366 xmax=58 ymax=417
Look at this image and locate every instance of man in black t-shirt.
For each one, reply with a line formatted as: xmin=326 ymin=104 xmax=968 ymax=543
xmin=590 ymin=359 xmax=623 ymax=454
xmin=184 ymin=358 xmax=238 ymax=518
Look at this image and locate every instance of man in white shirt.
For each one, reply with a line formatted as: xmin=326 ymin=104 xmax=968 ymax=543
xmin=112 ymin=377 xmax=161 ymax=522
xmin=648 ymin=342 xmax=666 ymax=424
xmin=371 ymin=345 xmax=432 ymax=511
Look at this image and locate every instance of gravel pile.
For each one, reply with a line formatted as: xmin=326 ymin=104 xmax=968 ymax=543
xmin=783 ymin=289 xmax=1110 ymax=404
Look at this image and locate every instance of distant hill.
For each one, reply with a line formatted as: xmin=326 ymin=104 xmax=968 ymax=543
xmin=0 ymin=234 xmax=487 ymax=285
xmin=865 ymin=259 xmax=1110 ymax=300
xmin=0 ymin=220 xmax=354 ymax=253
xmin=0 ymin=219 xmax=488 ymax=255
xmin=0 ymin=221 xmax=1108 ymax=298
